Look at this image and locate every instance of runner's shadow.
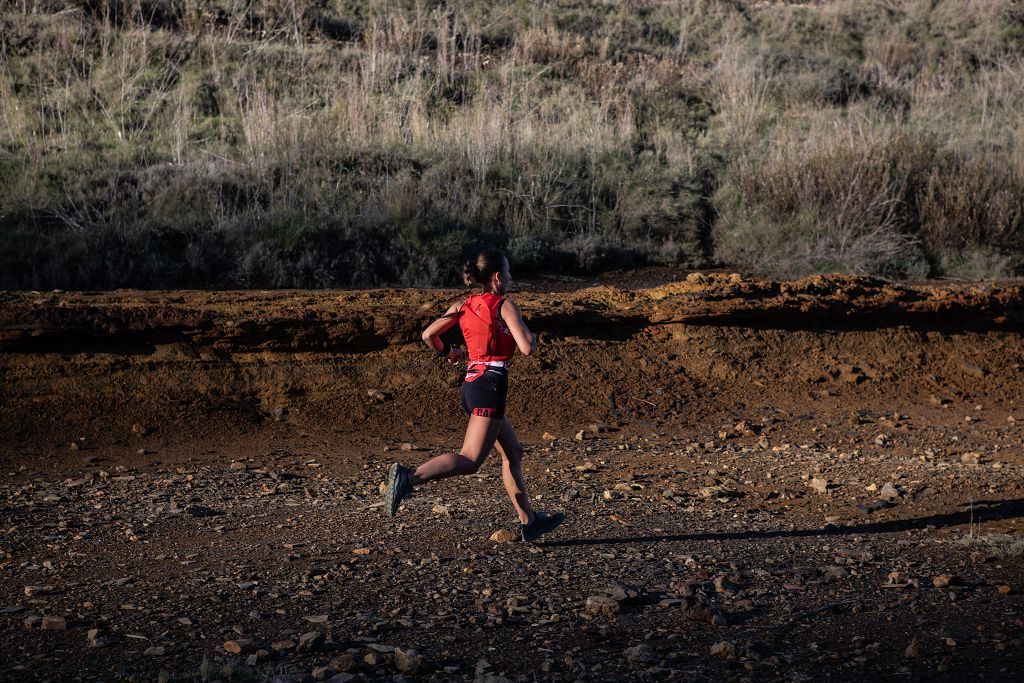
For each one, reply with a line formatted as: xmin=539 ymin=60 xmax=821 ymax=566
xmin=541 ymin=498 xmax=1024 ymax=547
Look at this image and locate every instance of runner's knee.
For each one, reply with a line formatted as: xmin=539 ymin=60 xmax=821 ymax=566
xmin=460 ymin=453 xmax=485 ymax=473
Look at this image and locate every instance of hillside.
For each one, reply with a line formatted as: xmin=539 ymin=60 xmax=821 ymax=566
xmin=2 ymin=1 xmax=1023 ymax=288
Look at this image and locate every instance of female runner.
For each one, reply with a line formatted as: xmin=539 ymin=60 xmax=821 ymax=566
xmin=384 ymin=248 xmax=565 ymax=542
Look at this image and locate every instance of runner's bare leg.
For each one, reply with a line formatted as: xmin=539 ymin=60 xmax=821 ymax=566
xmin=410 ymin=414 xmax=502 ymax=484
xmin=494 ymin=416 xmax=535 ymax=524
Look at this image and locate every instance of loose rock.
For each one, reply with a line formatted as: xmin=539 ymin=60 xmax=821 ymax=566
xmin=623 ymin=644 xmax=658 ymax=664
xmin=490 ymin=529 xmax=518 ymax=543
xmin=585 ymin=595 xmax=620 ymax=617
xmin=709 ymin=641 xmax=735 ymax=659
xmin=41 ymin=615 xmax=66 ymax=630
xmin=395 ymin=647 xmax=424 ymax=673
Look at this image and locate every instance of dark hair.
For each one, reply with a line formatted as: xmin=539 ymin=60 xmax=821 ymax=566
xmin=463 ymin=248 xmax=506 ymax=288
xmin=417 ymin=248 xmax=508 ymax=312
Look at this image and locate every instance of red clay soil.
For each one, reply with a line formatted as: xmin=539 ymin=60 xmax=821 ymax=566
xmin=1 ymin=272 xmax=1023 ymax=682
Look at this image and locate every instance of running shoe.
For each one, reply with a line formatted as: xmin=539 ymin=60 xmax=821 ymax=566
xmin=520 ymin=510 xmax=565 ymax=542
xmin=385 ymin=463 xmax=414 ymax=517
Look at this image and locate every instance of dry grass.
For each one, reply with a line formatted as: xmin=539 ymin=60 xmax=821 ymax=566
xmin=1 ymin=1 xmax=1022 ymax=288
xmin=958 ymin=532 xmax=1024 ymax=558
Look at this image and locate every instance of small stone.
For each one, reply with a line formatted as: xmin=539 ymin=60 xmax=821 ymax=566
xmin=24 ymin=585 xmax=54 ymax=597
xmin=144 ymin=646 xmax=166 ymax=656
xmin=352 ymin=548 xmax=370 ymax=555
xmin=542 ymin=432 xmax=556 ymax=441
xmin=713 ymin=576 xmax=739 ymax=593
xmin=997 ymin=584 xmax=1012 ymax=594
xmin=879 ymin=483 xmax=900 ymax=501
xmin=330 ymin=654 xmax=356 ymax=672
xmin=395 ymin=647 xmax=424 ymax=673
xmin=271 ymin=639 xmax=296 ymax=653
xmin=431 ymin=504 xmax=450 ymax=516
xmin=311 ymin=666 xmax=335 ymax=681
xmin=884 ymin=571 xmax=917 ymax=588
xmin=304 ymin=614 xmax=329 ymax=624
xmin=223 ymin=638 xmax=255 ymax=654
xmin=810 ymin=477 xmax=830 ymax=495
xmin=367 ymin=389 xmax=390 ymax=402
xmin=964 ymin=363 xmax=987 ymax=378
xmin=575 ymin=430 xmax=592 ymax=441
xmin=606 ymin=582 xmax=646 ymax=604
xmin=490 ymin=529 xmax=518 ymax=544
xmin=932 ymin=574 xmax=954 ymax=588
xmin=709 ymin=641 xmax=735 ymax=659
xmin=585 ymin=595 xmax=620 ymax=617
xmin=623 ymin=644 xmax=657 ymax=664
xmin=298 ymin=631 xmax=325 ymax=652
xmin=905 ymin=638 xmax=920 ymax=659
xmin=41 ymin=615 xmax=67 ymax=630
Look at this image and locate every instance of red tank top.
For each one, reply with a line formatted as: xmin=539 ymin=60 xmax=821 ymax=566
xmin=459 ymin=292 xmax=517 ymax=365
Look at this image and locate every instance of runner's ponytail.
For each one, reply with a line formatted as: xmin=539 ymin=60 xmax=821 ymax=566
xmin=463 ymin=259 xmax=482 ymax=287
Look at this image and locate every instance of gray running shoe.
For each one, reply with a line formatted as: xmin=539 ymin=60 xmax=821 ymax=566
xmin=385 ymin=463 xmax=414 ymax=517
xmin=521 ymin=510 xmax=565 ymax=542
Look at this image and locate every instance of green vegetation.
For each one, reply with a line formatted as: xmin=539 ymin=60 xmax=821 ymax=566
xmin=2 ymin=0 xmax=1022 ymax=289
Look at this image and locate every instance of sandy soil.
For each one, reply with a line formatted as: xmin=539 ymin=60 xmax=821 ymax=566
xmin=1 ymin=271 xmax=1023 ymax=682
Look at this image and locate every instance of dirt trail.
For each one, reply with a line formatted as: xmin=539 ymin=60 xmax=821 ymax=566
xmin=1 ymin=272 xmax=1023 ymax=682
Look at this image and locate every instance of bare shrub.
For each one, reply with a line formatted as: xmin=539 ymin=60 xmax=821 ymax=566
xmin=712 ymin=117 xmax=934 ymax=277
xmin=917 ymin=151 xmax=1024 ymax=255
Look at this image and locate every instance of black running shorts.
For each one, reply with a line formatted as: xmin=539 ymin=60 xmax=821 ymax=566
xmin=460 ymin=365 xmax=509 ymax=419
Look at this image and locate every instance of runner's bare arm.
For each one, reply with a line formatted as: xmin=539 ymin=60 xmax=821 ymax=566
xmin=421 ymin=301 xmax=462 ymax=352
xmin=500 ymin=300 xmax=537 ymax=356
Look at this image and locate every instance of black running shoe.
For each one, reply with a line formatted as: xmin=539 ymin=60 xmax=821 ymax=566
xmin=385 ymin=463 xmax=414 ymax=517
xmin=521 ymin=510 xmax=565 ymax=542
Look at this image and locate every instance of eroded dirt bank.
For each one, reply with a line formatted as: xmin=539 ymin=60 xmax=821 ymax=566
xmin=1 ymin=273 xmax=1023 ymax=682
xmin=3 ymin=273 xmax=1023 ymax=464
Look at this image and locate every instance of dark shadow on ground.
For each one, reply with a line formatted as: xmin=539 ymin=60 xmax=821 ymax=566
xmin=542 ymin=499 xmax=1024 ymax=547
